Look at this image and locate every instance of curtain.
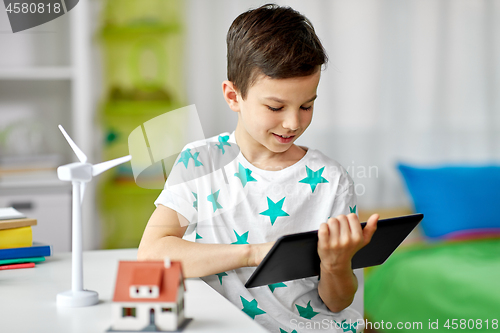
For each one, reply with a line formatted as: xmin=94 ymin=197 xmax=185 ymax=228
xmin=184 ymin=0 xmax=500 ymax=209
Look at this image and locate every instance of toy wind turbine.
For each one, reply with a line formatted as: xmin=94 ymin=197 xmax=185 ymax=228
xmin=56 ymin=125 xmax=131 ymax=307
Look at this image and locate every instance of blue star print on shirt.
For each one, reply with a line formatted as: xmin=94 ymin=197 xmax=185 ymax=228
xmin=215 ymin=135 xmax=231 ymax=154
xmin=260 ymin=197 xmax=289 ymax=226
xmin=240 ymin=296 xmax=266 ymax=319
xmin=207 ymin=189 xmax=223 ymax=212
xmin=280 ymin=329 xmax=298 ymax=333
xmin=234 ymin=163 xmax=257 ymax=187
xmin=334 ymin=319 xmax=358 ymax=333
xmin=268 ymin=282 xmax=287 ymax=293
xmin=192 ymin=192 xmax=198 ymax=211
xmin=299 ymin=166 xmax=329 ymax=192
xmin=231 ymin=230 xmax=249 ymax=244
xmin=215 ymin=272 xmax=228 ymax=284
xmin=176 ymin=148 xmax=203 ymax=168
xmin=295 ymin=300 xmax=319 ymax=319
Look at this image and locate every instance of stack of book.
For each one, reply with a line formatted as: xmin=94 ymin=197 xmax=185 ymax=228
xmin=0 ymin=207 xmax=52 ymax=270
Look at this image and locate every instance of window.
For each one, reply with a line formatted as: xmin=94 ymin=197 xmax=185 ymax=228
xmin=122 ymin=307 xmax=136 ymax=317
xmin=161 ymin=307 xmax=172 ymax=313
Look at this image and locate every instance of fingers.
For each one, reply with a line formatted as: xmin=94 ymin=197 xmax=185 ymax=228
xmin=318 ymin=222 xmax=330 ymax=249
xmin=346 ymin=213 xmax=363 ymax=245
xmin=362 ymin=213 xmax=379 ymax=246
xmin=321 ymin=214 xmax=360 ymax=247
xmin=322 ymin=213 xmax=371 ymax=248
xmin=335 ymin=214 xmax=352 ymax=245
xmin=328 ymin=217 xmax=340 ymax=238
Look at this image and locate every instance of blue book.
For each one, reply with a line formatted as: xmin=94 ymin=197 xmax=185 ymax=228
xmin=0 ymin=242 xmax=52 ymax=260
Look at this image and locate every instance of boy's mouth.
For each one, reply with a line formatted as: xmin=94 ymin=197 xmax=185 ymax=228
xmin=273 ymin=133 xmax=295 ymax=143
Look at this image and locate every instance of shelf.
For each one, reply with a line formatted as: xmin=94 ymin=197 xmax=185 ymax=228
xmin=0 ymin=67 xmax=73 ymax=80
xmin=0 ymin=171 xmax=69 ymax=190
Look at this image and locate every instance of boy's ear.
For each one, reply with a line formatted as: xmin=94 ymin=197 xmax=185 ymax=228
xmin=222 ymin=80 xmax=241 ymax=112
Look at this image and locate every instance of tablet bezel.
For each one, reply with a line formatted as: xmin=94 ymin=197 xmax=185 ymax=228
xmin=245 ymin=213 xmax=423 ymax=288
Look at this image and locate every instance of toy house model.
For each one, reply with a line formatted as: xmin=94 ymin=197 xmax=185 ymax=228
xmin=110 ymin=259 xmax=186 ymax=331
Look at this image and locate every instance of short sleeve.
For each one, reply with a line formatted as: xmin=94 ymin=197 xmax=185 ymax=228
xmin=329 ymin=171 xmax=358 ymax=218
xmin=154 ymin=144 xmax=200 ymax=224
xmin=154 ymin=185 xmax=198 ymax=224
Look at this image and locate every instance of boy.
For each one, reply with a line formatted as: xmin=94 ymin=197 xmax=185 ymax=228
xmin=138 ymin=4 xmax=378 ymax=332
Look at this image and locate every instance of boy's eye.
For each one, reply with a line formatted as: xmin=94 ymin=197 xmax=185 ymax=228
xmin=267 ymin=105 xmax=283 ymax=112
xmin=266 ymin=105 xmax=313 ymax=112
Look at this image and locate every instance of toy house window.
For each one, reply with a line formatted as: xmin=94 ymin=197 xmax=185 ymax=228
xmin=161 ymin=307 xmax=172 ymax=312
xmin=122 ymin=307 xmax=136 ymax=317
xmin=129 ymin=285 xmax=159 ymax=298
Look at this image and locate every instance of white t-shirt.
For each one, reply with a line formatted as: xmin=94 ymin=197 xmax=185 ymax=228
xmin=155 ymin=132 xmax=363 ymax=333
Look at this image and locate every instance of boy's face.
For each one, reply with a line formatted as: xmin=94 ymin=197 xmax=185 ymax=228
xmin=229 ymin=70 xmax=320 ymax=156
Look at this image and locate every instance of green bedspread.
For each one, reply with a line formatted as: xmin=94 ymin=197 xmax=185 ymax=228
xmin=365 ymin=238 xmax=500 ymax=332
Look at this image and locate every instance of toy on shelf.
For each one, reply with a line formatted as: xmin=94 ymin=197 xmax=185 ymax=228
xmin=109 ymin=258 xmax=191 ymax=332
xmin=56 ymin=125 xmax=132 ymax=307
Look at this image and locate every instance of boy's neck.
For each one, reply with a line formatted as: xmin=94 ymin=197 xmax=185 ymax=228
xmin=234 ymin=124 xmax=307 ymax=171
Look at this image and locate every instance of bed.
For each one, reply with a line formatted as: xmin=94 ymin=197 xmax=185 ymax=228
xmin=362 ymin=164 xmax=500 ymax=332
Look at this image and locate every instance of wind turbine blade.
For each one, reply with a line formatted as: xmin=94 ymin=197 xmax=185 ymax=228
xmin=58 ymin=125 xmax=87 ymax=163
xmin=92 ymin=155 xmax=132 ymax=176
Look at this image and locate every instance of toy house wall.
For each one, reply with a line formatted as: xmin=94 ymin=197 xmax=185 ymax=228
xmin=156 ymin=284 xmax=185 ymax=330
xmin=176 ymin=283 xmax=185 ymax=322
xmin=112 ymin=302 xmax=178 ymax=331
xmin=154 ymin=303 xmax=178 ymax=332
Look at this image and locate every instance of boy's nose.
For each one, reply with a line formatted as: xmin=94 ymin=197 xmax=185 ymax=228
xmin=282 ymin=111 xmax=300 ymax=131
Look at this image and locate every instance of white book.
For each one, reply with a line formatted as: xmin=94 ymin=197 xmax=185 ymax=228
xmin=0 ymin=207 xmax=26 ymax=220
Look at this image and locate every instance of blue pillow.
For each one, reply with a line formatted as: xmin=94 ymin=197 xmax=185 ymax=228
xmin=397 ymin=164 xmax=500 ymax=239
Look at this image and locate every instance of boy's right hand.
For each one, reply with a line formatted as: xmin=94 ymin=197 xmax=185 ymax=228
xmin=248 ymin=242 xmax=275 ymax=266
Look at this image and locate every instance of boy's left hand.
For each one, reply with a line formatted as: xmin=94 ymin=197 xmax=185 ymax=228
xmin=318 ymin=213 xmax=378 ymax=274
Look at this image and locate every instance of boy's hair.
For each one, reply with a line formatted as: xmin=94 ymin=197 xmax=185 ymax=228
xmin=227 ymin=3 xmax=328 ymax=99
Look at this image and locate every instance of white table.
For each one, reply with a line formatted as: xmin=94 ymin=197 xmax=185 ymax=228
xmin=0 ymin=249 xmax=269 ymax=333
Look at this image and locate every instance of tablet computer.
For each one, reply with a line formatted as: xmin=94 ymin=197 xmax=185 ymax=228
xmin=245 ymin=213 xmax=423 ymax=288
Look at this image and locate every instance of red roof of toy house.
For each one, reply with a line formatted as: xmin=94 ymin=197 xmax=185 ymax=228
xmin=113 ymin=261 xmax=184 ymax=303
xmin=131 ymin=266 xmax=163 ymax=287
